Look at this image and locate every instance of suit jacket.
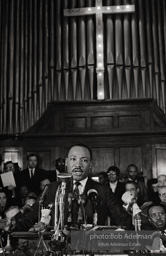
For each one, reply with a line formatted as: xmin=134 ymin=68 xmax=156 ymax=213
xmin=20 ymin=168 xmax=46 ymax=196
xmin=13 ymin=178 xmax=131 ymax=231
xmin=113 ymin=181 xmax=125 ymax=201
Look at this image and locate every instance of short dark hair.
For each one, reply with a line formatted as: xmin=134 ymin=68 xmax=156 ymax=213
xmin=107 ymin=166 xmax=120 ymax=177
xmin=27 ymin=153 xmax=38 ymax=161
xmin=127 ymin=164 xmax=138 ymax=172
xmin=0 ymin=189 xmax=7 ymax=196
xmin=56 ymin=158 xmax=65 ymax=166
xmin=4 ymin=161 xmax=14 ymax=169
xmin=68 ymin=143 xmax=92 ymax=160
xmin=125 ymin=180 xmax=138 ymax=189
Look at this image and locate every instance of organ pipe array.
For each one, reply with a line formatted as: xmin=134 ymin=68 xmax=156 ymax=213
xmin=0 ymin=0 xmax=166 ymax=134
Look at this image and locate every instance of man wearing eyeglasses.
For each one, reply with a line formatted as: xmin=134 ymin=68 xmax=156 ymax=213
xmin=158 ymin=186 xmax=166 ymax=205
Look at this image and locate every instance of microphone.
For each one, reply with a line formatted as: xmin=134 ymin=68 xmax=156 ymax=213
xmin=38 ymin=184 xmax=49 ymax=223
xmin=87 ymin=189 xmax=98 ymax=226
xmin=39 ymin=184 xmax=49 ymax=204
xmin=87 ymin=189 xmax=98 ymax=204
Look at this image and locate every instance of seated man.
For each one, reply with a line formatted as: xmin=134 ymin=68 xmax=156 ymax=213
xmin=158 ymin=175 xmax=166 ymax=187
xmin=146 ymin=203 xmax=166 ymax=252
xmin=158 ymin=186 xmax=166 ymax=206
xmin=11 ymin=144 xmax=132 ymax=232
xmin=124 ymin=180 xmax=146 ymax=208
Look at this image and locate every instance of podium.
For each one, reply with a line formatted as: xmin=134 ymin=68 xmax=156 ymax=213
xmin=10 ymin=227 xmax=165 ymax=256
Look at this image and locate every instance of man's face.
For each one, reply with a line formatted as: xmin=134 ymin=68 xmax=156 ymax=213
xmin=5 ymin=162 xmax=15 ymax=173
xmin=20 ymin=186 xmax=29 ymax=198
xmin=128 ymin=166 xmax=138 ymax=181
xmin=125 ymin=183 xmax=138 ymax=198
xmin=158 ymin=175 xmax=166 ymax=186
xmin=66 ymin=146 xmax=91 ymax=181
xmin=158 ymin=186 xmax=166 ymax=203
xmin=149 ymin=206 xmax=166 ymax=229
xmin=0 ymin=192 xmax=7 ymax=209
xmin=107 ymin=171 xmax=118 ymax=183
xmin=28 ymin=156 xmax=38 ymax=169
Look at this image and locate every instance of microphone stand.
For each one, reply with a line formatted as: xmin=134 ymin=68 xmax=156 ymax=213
xmin=38 ymin=185 xmax=49 ymax=223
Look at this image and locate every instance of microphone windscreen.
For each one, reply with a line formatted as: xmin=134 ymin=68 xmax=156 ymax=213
xmin=87 ymin=189 xmax=98 ymax=196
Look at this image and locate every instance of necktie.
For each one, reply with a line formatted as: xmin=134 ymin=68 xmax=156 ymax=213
xmin=30 ymin=169 xmax=33 ymax=178
xmin=73 ymin=181 xmax=81 ymax=226
xmin=74 ymin=181 xmax=81 ymax=199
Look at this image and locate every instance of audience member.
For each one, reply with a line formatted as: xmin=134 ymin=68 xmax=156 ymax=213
xmin=2 ymin=161 xmax=22 ymax=207
xmin=40 ymin=178 xmax=51 ymax=192
xmin=0 ymin=189 xmax=8 ymax=218
xmin=158 ymin=175 xmax=166 ymax=187
xmin=126 ymin=164 xmax=148 ymax=201
xmin=98 ymin=172 xmax=109 ymax=185
xmin=147 ymin=178 xmax=160 ymax=203
xmin=20 ymin=153 xmax=46 ymax=196
xmin=19 ymin=185 xmax=29 ymax=206
xmin=124 ymin=180 xmax=146 ymax=207
xmin=12 ymin=144 xmax=132 ymax=232
xmin=158 ymin=186 xmax=166 ymax=206
xmin=146 ymin=204 xmax=166 ymax=251
xmin=56 ymin=158 xmax=66 ymax=175
xmin=107 ymin=166 xmax=125 ymax=201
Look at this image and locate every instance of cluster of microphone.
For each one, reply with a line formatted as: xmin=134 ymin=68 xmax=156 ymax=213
xmin=67 ymin=188 xmax=99 ymax=226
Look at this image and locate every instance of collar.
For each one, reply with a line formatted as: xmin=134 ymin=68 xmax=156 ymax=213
xmin=74 ymin=177 xmax=88 ymax=193
xmin=110 ymin=180 xmax=118 ymax=185
xmin=128 ymin=178 xmax=138 ymax=182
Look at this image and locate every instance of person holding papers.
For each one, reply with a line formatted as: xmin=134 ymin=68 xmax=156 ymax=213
xmin=1 ymin=161 xmax=22 ymax=207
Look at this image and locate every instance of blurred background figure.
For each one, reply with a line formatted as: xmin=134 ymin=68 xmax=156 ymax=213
xmin=56 ymin=158 xmax=66 ymax=175
xmin=19 ymin=185 xmax=30 ymax=206
xmin=20 ymin=153 xmax=46 ymax=196
xmin=40 ymin=178 xmax=51 ymax=192
xmin=2 ymin=161 xmax=22 ymax=207
xmin=107 ymin=166 xmax=125 ymax=202
xmin=147 ymin=178 xmax=160 ymax=203
xmin=0 ymin=189 xmax=8 ymax=218
xmin=158 ymin=175 xmax=166 ymax=187
xmin=158 ymin=186 xmax=166 ymax=206
xmin=126 ymin=164 xmax=148 ymax=201
xmin=98 ymin=172 xmax=109 ymax=185
xmin=124 ymin=180 xmax=145 ymax=207
xmin=24 ymin=196 xmax=37 ymax=207
xmin=0 ymin=154 xmax=3 ymax=173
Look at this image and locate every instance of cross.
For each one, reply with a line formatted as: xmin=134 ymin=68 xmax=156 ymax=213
xmin=64 ymin=0 xmax=135 ymax=99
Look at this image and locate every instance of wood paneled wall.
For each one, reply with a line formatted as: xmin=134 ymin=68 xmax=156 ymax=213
xmin=0 ymin=0 xmax=166 ymax=134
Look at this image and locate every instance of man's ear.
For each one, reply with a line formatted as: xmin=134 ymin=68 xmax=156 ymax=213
xmin=136 ymin=188 xmax=139 ymax=193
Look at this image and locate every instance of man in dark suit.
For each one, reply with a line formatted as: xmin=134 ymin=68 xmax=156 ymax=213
xmin=20 ymin=153 xmax=46 ymax=196
xmin=12 ymin=144 xmax=131 ymax=231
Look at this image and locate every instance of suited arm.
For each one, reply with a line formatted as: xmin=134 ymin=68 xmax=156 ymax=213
xmin=11 ymin=200 xmax=39 ymax=232
xmin=106 ymin=187 xmax=132 ymax=229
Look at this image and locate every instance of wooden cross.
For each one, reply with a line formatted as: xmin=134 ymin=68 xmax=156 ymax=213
xmin=64 ymin=0 xmax=135 ymax=100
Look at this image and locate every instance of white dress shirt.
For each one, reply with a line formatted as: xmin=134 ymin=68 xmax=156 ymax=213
xmin=73 ymin=177 xmax=88 ymax=194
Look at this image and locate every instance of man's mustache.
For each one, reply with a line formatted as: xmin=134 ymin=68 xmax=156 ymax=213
xmin=72 ymin=167 xmax=84 ymax=172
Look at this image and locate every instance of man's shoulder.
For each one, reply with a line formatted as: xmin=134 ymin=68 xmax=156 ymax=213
xmin=87 ymin=178 xmax=109 ymax=192
xmin=21 ymin=168 xmax=28 ymax=173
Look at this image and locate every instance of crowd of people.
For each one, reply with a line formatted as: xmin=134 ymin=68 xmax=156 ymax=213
xmin=0 ymin=144 xmax=166 ymax=252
